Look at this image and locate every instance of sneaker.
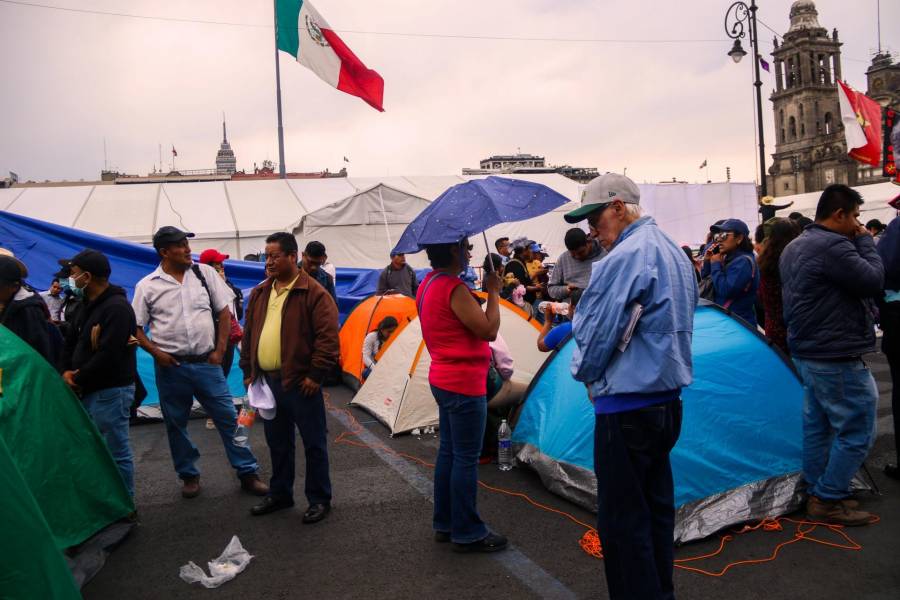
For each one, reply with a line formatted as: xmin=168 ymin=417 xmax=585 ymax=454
xmin=434 ymin=531 xmax=451 ymax=543
xmin=452 ymin=532 xmax=508 ymax=553
xmin=806 ymin=495 xmax=874 ymax=526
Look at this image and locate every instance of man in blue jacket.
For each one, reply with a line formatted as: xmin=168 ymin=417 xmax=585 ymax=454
xmin=780 ymin=184 xmax=883 ymax=526
xmin=566 ymin=173 xmax=699 ymax=600
xmin=876 ymin=193 xmax=900 ymax=481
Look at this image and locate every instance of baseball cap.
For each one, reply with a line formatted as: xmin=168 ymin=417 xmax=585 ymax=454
xmin=510 ymin=237 xmax=533 ymax=251
xmin=711 ymin=218 xmax=750 ymax=237
xmin=152 ymin=226 xmax=194 ymax=249
xmin=0 ymin=255 xmax=23 ymax=285
xmin=565 ymin=173 xmax=640 ymax=223
xmin=709 ymin=219 xmax=726 ymax=232
xmin=61 ymin=249 xmax=111 ymax=278
xmin=199 ymin=249 xmax=229 ymax=265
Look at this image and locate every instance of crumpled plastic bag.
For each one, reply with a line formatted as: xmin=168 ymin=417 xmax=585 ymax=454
xmin=179 ymin=536 xmax=253 ymax=588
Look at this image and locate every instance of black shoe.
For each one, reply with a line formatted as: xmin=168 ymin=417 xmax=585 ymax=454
xmin=885 ymin=464 xmax=900 ymax=481
xmin=452 ymin=532 xmax=508 ymax=554
xmin=302 ymin=503 xmax=331 ymax=524
xmin=434 ymin=531 xmax=451 ymax=543
xmin=250 ymin=496 xmax=294 ymax=516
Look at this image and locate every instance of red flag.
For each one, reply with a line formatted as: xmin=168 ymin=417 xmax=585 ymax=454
xmin=172 ymin=146 xmax=178 ymax=157
xmin=837 ymin=80 xmax=882 ymax=167
xmin=884 ymin=108 xmax=900 ymax=185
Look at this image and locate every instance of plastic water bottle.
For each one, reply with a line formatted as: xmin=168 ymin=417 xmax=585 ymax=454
xmin=498 ymin=419 xmax=513 ymax=471
xmin=233 ymin=406 xmax=256 ymax=448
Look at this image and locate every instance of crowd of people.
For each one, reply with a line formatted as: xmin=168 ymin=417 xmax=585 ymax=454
xmin=2 ymin=172 xmax=900 ymax=599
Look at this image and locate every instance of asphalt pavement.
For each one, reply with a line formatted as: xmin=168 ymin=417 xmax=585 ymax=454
xmin=84 ymin=353 xmax=900 ymax=599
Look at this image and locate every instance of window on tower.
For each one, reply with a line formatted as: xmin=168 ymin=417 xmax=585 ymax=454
xmin=824 ymin=113 xmax=833 ymax=135
xmin=789 ymin=116 xmax=797 ymax=140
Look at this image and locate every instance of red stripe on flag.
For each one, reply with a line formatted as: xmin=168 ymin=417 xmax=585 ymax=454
xmin=320 ymin=28 xmax=384 ymax=112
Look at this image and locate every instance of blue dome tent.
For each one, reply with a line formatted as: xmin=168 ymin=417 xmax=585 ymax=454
xmin=512 ymin=302 xmax=806 ymax=543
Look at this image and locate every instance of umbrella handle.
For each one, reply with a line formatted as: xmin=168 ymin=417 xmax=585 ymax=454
xmin=482 ymin=232 xmax=495 ymax=273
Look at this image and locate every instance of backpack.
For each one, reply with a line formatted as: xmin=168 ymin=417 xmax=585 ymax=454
xmin=191 ymin=265 xmax=243 ymax=345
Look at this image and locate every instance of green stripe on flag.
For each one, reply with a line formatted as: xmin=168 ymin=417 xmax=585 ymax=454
xmin=276 ymin=0 xmax=302 ymax=58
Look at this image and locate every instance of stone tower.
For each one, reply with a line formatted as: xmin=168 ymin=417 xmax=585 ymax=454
xmin=767 ymin=1 xmax=853 ymax=197
xmin=215 ymin=118 xmax=237 ymax=175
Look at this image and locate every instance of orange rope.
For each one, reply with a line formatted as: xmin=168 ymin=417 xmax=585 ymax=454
xmin=325 ymin=393 xmax=877 ymax=576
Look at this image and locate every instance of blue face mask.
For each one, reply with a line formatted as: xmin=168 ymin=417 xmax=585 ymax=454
xmin=68 ymin=274 xmax=87 ymax=299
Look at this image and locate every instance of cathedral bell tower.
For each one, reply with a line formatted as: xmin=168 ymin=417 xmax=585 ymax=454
xmin=767 ymin=1 xmax=854 ymax=196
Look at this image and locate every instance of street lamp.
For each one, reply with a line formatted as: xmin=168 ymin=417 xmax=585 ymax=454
xmin=725 ymin=0 xmax=767 ymax=197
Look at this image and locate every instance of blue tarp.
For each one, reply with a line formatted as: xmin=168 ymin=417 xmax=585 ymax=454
xmin=0 ymin=211 xmax=430 ymax=405
xmin=513 ymin=303 xmax=803 ymax=510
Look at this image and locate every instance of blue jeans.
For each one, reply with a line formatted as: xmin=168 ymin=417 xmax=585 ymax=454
xmin=595 ymin=401 xmax=682 ymax=600
xmin=83 ymin=385 xmax=136 ymax=497
xmin=431 ymin=385 xmax=489 ymax=544
xmin=262 ymin=374 xmax=332 ymax=505
xmin=155 ymin=362 xmax=259 ymax=480
xmin=793 ymin=358 xmax=878 ymax=500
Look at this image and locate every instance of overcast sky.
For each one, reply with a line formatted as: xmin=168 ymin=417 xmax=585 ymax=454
xmin=1 ymin=0 xmax=896 ymax=185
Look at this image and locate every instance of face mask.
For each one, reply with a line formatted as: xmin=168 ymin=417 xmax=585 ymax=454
xmin=68 ymin=274 xmax=87 ymax=298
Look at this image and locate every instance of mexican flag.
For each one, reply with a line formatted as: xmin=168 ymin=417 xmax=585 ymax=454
xmin=276 ymin=0 xmax=385 ymax=112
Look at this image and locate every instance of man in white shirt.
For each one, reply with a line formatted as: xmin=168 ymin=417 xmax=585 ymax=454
xmin=133 ymin=226 xmax=268 ymax=499
xmin=40 ymin=278 xmax=65 ymax=322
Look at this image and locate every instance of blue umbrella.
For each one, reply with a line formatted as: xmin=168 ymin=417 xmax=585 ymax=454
xmin=392 ymin=177 xmax=570 ymax=255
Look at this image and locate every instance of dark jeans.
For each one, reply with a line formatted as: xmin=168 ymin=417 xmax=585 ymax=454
xmin=262 ymin=373 xmax=332 ymax=505
xmin=431 ymin=385 xmax=489 ymax=544
xmin=882 ymin=301 xmax=900 ymax=464
xmin=595 ymin=400 xmax=682 ymax=600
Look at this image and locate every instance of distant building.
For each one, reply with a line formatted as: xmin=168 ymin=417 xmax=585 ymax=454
xmin=231 ymin=160 xmax=348 ymax=180
xmin=215 ymin=118 xmax=237 ymax=175
xmin=866 ymin=51 xmax=900 ymax=111
xmin=462 ymin=152 xmax=600 ymax=184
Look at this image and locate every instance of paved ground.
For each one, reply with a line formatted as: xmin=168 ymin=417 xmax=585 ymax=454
xmin=84 ymin=353 xmax=900 ymax=599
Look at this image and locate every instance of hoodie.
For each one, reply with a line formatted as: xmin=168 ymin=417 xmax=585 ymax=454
xmin=65 ymin=285 xmax=137 ymax=394
xmin=0 ymin=286 xmax=58 ymax=367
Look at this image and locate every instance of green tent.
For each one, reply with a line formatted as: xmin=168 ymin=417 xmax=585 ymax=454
xmin=0 ymin=326 xmax=134 ymax=598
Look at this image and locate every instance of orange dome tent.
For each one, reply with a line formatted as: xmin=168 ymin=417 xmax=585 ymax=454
xmin=340 ymin=294 xmax=418 ymax=389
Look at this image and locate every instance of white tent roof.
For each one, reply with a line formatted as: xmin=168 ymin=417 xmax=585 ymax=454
xmin=771 ymin=181 xmax=899 ymax=225
xmin=1 ymin=174 xmax=759 ymax=264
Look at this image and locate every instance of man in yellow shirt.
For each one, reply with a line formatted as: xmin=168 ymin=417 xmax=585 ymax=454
xmin=240 ymin=233 xmax=340 ymax=522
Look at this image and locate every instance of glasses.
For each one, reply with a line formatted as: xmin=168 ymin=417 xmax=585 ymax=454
xmin=713 ymin=232 xmax=734 ymax=242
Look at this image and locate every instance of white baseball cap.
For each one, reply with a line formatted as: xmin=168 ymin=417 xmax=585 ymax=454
xmin=565 ymin=173 xmax=640 ymax=223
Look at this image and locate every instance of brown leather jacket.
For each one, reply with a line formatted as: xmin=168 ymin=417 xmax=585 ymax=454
xmin=240 ymin=269 xmax=340 ymax=390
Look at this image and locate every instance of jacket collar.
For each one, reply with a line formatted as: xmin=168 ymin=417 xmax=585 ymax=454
xmin=613 ymin=216 xmax=655 ymax=248
xmin=258 ymin=268 xmax=310 ymax=293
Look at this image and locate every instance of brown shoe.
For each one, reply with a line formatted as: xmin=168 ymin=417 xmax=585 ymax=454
xmin=181 ymin=476 xmax=201 ymax=499
xmin=240 ymin=474 xmax=269 ymax=496
xmin=806 ymin=495 xmax=873 ymax=526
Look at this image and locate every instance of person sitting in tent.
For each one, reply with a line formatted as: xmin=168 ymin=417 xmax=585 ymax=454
xmin=302 ymin=241 xmax=337 ymax=304
xmin=417 ymin=237 xmax=507 ymax=553
xmin=376 ymin=252 xmax=418 ymax=298
xmin=504 ymin=238 xmax=540 ymax=306
xmin=548 ymin=228 xmax=606 ymax=301
xmin=758 ymin=195 xmax=794 ymax=222
xmin=481 ymin=332 xmax=528 ymax=463
xmin=702 ymin=219 xmax=760 ymax=326
xmin=361 ymin=316 xmax=399 ymax=379
xmin=537 ymin=290 xmax=582 ymax=352
xmin=59 ymin=249 xmax=138 ymax=498
xmin=0 ymin=255 xmax=58 ymax=368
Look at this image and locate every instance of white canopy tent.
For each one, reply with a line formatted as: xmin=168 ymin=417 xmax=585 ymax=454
xmin=1 ymin=174 xmax=759 ymax=266
xmin=770 ymin=181 xmax=899 ymax=226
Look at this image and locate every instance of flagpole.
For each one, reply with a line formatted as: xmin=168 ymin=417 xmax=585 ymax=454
xmin=273 ymin=0 xmax=287 ymax=179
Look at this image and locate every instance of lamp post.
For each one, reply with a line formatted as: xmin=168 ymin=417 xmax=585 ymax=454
xmin=725 ymin=0 xmax=767 ymax=197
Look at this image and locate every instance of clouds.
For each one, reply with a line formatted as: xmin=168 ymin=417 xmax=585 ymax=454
xmin=0 ymin=0 xmax=895 ymax=184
